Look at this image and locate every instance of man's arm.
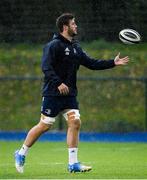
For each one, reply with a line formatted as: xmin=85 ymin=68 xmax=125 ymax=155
xmin=42 ymin=44 xmax=62 ymax=87
xmin=80 ymin=49 xmax=129 ymax=70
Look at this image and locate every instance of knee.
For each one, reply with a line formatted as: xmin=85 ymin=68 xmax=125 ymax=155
xmin=38 ymin=114 xmax=55 ymax=132
xmin=37 ymin=121 xmax=51 ymax=132
xmin=68 ymin=119 xmax=81 ymax=130
xmin=65 ymin=110 xmax=81 ymax=130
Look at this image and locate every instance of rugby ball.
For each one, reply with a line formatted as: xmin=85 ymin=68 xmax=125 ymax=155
xmin=119 ymin=29 xmax=141 ymax=44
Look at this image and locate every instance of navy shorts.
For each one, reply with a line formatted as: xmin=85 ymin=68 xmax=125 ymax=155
xmin=41 ymin=96 xmax=79 ymax=117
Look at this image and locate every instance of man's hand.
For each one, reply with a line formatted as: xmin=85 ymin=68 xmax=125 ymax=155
xmin=58 ymin=83 xmax=69 ymax=95
xmin=114 ymin=52 xmax=129 ymax=66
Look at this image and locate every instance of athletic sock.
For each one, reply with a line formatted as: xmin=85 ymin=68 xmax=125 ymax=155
xmin=18 ymin=144 xmax=29 ymax=156
xmin=68 ymin=148 xmax=78 ymax=165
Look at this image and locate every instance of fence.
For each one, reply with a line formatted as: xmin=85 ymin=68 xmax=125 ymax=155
xmin=0 ymin=76 xmax=147 ymax=132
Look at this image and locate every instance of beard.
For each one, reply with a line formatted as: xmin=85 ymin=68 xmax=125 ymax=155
xmin=68 ymin=28 xmax=77 ymax=37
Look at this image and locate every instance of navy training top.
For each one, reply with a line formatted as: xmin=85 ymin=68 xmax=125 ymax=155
xmin=41 ymin=34 xmax=115 ymax=96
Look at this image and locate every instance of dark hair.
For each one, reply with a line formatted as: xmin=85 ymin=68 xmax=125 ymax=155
xmin=56 ymin=13 xmax=74 ymax=32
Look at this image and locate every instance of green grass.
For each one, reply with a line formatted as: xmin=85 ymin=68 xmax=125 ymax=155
xmin=0 ymin=141 xmax=147 ymax=179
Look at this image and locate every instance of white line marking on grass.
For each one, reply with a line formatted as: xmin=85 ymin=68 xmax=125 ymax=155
xmin=0 ymin=163 xmax=12 ymax=167
xmin=36 ymin=162 xmax=64 ymax=165
xmin=0 ymin=162 xmax=64 ymax=167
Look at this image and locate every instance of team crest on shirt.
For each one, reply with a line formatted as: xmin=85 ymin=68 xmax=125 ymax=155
xmin=65 ymin=47 xmax=70 ymax=55
xmin=45 ymin=109 xmax=51 ymax=115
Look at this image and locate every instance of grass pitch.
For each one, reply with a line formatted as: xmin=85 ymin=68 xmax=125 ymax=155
xmin=0 ymin=141 xmax=147 ymax=179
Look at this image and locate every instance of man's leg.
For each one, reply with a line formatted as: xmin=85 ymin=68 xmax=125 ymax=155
xmin=67 ymin=111 xmax=80 ymax=148
xmin=67 ymin=111 xmax=80 ymax=167
xmin=23 ymin=121 xmax=52 ymax=147
xmin=15 ymin=114 xmax=55 ymax=173
xmin=64 ymin=109 xmax=92 ymax=172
